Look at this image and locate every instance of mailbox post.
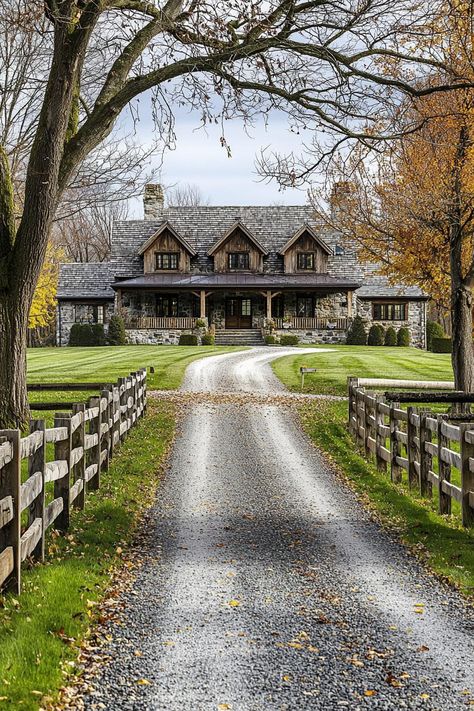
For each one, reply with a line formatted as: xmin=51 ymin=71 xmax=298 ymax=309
xmin=300 ymin=366 xmax=317 ymax=391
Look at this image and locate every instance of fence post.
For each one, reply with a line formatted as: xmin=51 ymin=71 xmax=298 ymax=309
xmin=406 ymin=407 xmax=418 ymax=489
xmin=437 ymin=415 xmax=451 ymax=515
xmin=419 ymin=411 xmax=433 ymax=497
xmin=364 ymin=393 xmax=372 ymax=458
xmin=375 ymin=395 xmax=386 ymax=472
xmin=459 ymin=423 xmax=474 ymax=527
xmin=143 ymin=368 xmax=148 ymax=413
xmin=112 ymin=385 xmax=120 ymax=451
xmin=390 ymin=402 xmax=402 ymax=483
xmin=104 ymin=385 xmax=114 ymax=459
xmin=101 ymin=390 xmax=111 ymax=473
xmin=88 ymin=396 xmax=101 ymax=491
xmin=54 ymin=414 xmax=72 ymax=533
xmin=28 ymin=419 xmax=46 ymax=561
xmin=118 ymin=377 xmax=127 ymax=441
xmin=72 ymin=404 xmax=86 ymax=510
xmin=355 ymin=388 xmax=364 ymax=448
xmin=348 ymin=378 xmax=357 ymax=432
xmin=0 ymin=430 xmax=21 ymax=593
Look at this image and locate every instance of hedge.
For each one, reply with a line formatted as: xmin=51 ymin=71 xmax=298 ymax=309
xmin=368 ymin=324 xmax=385 ymax=346
xmin=384 ymin=326 xmax=397 ymax=346
xmin=397 ymin=327 xmax=410 ymax=347
xmin=69 ymin=323 xmax=106 ymax=347
xmin=179 ymin=333 xmax=199 ymax=346
xmin=280 ymin=334 xmax=299 ymax=346
xmin=265 ymin=334 xmax=277 ymax=345
xmin=431 ymin=337 xmax=452 ymax=353
xmin=426 ymin=321 xmax=445 ymax=351
xmin=108 ymin=315 xmax=127 ymax=345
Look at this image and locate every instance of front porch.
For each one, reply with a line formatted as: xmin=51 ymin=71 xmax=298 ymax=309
xmin=118 ymin=287 xmax=354 ymax=344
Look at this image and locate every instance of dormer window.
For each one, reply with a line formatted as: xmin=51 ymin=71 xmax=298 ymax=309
xmin=297 ymin=252 xmax=315 ymax=270
xmin=228 ymin=252 xmax=249 ymax=270
xmin=155 ymin=252 xmax=179 ymax=270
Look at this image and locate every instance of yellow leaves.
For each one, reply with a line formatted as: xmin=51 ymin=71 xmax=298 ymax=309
xmin=136 ymin=678 xmax=152 ymax=686
xmin=287 ymin=642 xmax=304 ymax=650
xmin=227 ymin=599 xmax=241 ymax=608
xmin=29 ymin=242 xmax=63 ymax=329
xmin=420 ymin=693 xmax=430 ymax=700
xmin=364 ymin=689 xmax=377 ymax=697
xmin=414 ymin=602 xmax=425 ymax=614
xmin=217 ymin=704 xmax=232 ymax=710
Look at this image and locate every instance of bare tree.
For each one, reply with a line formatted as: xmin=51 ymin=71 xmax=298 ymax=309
xmin=0 ymin=0 xmax=473 ymax=426
xmin=166 ymin=183 xmax=210 ymax=207
xmin=54 ymin=199 xmax=129 ymax=262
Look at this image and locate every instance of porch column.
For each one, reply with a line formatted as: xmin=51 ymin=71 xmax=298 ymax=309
xmin=115 ymin=289 xmax=122 ymax=312
xmin=266 ymin=290 xmax=272 ymax=320
xmin=347 ymin=290 xmax=353 ymax=318
xmin=200 ymin=290 xmax=206 ymax=319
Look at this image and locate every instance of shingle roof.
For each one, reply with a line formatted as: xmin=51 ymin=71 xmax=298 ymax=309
xmin=57 ymin=205 xmax=427 ymax=300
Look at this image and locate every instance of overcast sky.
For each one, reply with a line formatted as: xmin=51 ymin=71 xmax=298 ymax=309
xmin=128 ymin=106 xmax=310 ymax=216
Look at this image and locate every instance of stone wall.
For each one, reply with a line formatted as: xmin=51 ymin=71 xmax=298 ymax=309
xmin=274 ymin=328 xmax=347 ymax=344
xmin=125 ymin=328 xmax=192 ymax=345
xmin=357 ymin=299 xmax=426 ymax=348
xmin=57 ymin=301 xmax=114 ymax=346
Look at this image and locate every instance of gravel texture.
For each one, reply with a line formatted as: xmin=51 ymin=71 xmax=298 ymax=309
xmin=82 ymin=348 xmax=474 ymax=711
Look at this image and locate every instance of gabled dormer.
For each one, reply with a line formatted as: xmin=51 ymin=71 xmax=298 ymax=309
xmin=207 ymin=221 xmax=268 ymax=273
xmin=279 ymin=225 xmax=332 ymax=273
xmin=138 ymin=221 xmax=196 ymax=274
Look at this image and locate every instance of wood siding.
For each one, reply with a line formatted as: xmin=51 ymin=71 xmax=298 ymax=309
xmin=143 ymin=229 xmax=191 ymax=273
xmin=283 ymin=232 xmax=328 ymax=273
xmin=213 ymin=228 xmax=263 ymax=273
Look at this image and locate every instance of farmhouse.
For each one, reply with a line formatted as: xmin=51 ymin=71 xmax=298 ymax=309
xmin=56 ymin=184 xmax=428 ymax=347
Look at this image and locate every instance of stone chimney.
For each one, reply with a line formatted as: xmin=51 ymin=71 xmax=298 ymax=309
xmin=143 ymin=183 xmax=164 ymax=219
xmin=329 ymin=181 xmax=353 ymax=220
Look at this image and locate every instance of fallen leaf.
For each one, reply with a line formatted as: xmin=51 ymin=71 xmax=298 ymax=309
xmin=288 ymin=642 xmax=304 ymax=649
xmin=416 ymin=645 xmax=429 ymax=652
xmin=218 ymin=705 xmax=231 ymax=710
xmin=364 ymin=690 xmax=377 ymax=697
xmin=136 ymin=678 xmax=152 ymax=686
xmin=227 ymin=600 xmax=240 ymax=608
xmin=282 ymin=675 xmax=292 ymax=682
xmin=420 ymin=693 xmax=430 ymax=700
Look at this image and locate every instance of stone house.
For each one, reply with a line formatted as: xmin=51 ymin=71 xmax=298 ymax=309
xmin=56 ymin=185 xmax=428 ymax=347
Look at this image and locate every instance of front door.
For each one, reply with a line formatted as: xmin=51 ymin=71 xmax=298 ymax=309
xmin=225 ymin=297 xmax=252 ymax=329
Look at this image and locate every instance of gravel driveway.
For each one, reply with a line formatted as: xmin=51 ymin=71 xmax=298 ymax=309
xmin=84 ymin=348 xmax=474 ymax=711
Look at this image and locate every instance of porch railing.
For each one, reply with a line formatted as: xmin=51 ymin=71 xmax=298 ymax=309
xmin=125 ymin=316 xmax=197 ymax=330
xmin=273 ymin=316 xmax=350 ymax=330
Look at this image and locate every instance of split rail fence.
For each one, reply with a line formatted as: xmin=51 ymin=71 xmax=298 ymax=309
xmin=348 ymin=377 xmax=474 ymax=528
xmin=0 ymin=368 xmax=147 ymax=594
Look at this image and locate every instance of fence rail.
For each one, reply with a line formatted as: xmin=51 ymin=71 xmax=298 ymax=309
xmin=273 ymin=316 xmax=349 ymax=330
xmin=348 ymin=378 xmax=474 ymax=527
xmin=0 ymin=368 xmax=147 ymax=594
xmin=124 ymin=316 xmax=196 ymax=330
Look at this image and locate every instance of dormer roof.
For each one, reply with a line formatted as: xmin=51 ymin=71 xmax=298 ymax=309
xmin=137 ymin=221 xmax=197 ymax=257
xmin=279 ymin=224 xmax=333 ymax=256
xmin=207 ymin=220 xmax=269 ymax=257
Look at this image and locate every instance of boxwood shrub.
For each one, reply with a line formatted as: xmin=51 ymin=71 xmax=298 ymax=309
xmin=201 ymin=332 xmax=215 ymax=345
xmin=179 ymin=333 xmax=198 ymax=346
xmin=431 ymin=337 xmax=452 ymax=353
xmin=346 ymin=315 xmax=367 ymax=345
xmin=384 ymin=326 xmax=397 ymax=346
xmin=108 ymin=314 xmax=126 ymax=345
xmin=69 ymin=323 xmax=106 ymax=346
xmin=368 ymin=324 xmax=385 ymax=346
xmin=397 ymin=327 xmax=410 ymax=347
xmin=280 ymin=334 xmax=299 ymax=346
xmin=426 ymin=321 xmax=445 ymax=351
xmin=264 ymin=334 xmax=277 ymax=345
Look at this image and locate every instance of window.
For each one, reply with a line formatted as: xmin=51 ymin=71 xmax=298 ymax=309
xmin=296 ymin=295 xmax=314 ymax=317
xmin=228 ymin=252 xmax=249 ymax=270
xmin=334 ymin=245 xmax=345 ymax=255
xmin=155 ymin=252 xmax=179 ymax=270
xmin=297 ymin=252 xmax=315 ymax=270
xmin=373 ymin=302 xmax=407 ymax=321
xmin=241 ymin=298 xmax=251 ymax=316
xmin=74 ymin=304 xmax=104 ymax=323
xmin=155 ymin=294 xmax=179 ymax=317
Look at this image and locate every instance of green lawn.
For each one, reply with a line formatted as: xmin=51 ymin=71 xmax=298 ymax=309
xmin=272 ymin=345 xmax=453 ymax=396
xmin=27 ymin=345 xmax=243 ymax=391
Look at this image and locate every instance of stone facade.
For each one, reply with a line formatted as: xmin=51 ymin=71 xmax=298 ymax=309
xmin=57 ymin=301 xmax=115 ymax=346
xmin=357 ymin=298 xmax=426 ymax=348
xmin=126 ymin=328 xmax=190 ymax=345
xmin=274 ymin=328 xmax=347 ymax=344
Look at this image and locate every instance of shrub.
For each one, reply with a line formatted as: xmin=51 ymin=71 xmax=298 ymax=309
xmin=68 ymin=323 xmax=105 ymax=346
xmin=91 ymin=323 xmax=106 ymax=346
xmin=201 ymin=331 xmax=215 ymax=345
xmin=195 ymin=318 xmax=207 ymax=329
xmin=384 ymin=326 xmax=397 ymax=346
xmin=397 ymin=327 xmax=410 ymax=347
xmin=426 ymin=321 xmax=445 ymax=351
xmin=346 ymin=315 xmax=367 ymax=345
xmin=432 ymin=337 xmax=452 ymax=353
xmin=368 ymin=324 xmax=385 ymax=346
xmin=280 ymin=334 xmax=299 ymax=346
xmin=264 ymin=334 xmax=276 ymax=345
xmin=179 ymin=333 xmax=198 ymax=346
xmin=108 ymin=315 xmax=126 ymax=345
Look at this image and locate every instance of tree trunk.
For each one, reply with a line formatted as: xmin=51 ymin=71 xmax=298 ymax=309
xmin=451 ymin=282 xmax=474 ymax=391
xmin=0 ymin=290 xmax=29 ymax=428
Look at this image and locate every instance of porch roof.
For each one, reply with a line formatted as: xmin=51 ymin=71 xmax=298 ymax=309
xmin=112 ymin=272 xmax=360 ymax=291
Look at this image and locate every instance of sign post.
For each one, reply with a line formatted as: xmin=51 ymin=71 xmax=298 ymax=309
xmin=300 ymin=366 xmax=317 ymax=391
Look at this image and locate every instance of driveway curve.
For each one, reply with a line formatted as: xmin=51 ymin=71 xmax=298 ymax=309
xmin=84 ymin=347 xmax=474 ymax=711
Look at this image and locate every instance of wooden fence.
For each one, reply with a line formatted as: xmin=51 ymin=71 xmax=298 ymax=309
xmin=348 ymin=378 xmax=474 ymax=528
xmin=0 ymin=369 xmax=147 ymax=594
